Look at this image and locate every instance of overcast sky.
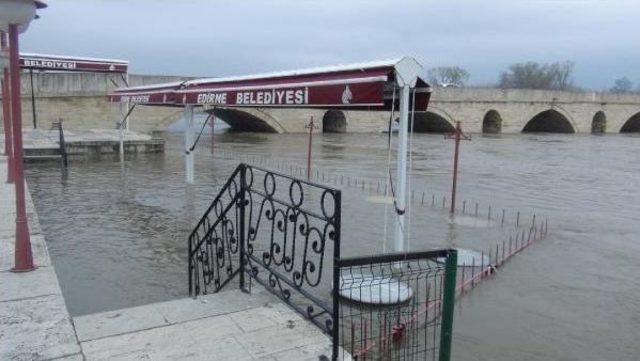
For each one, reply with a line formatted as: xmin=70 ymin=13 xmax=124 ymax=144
xmin=20 ymin=0 xmax=640 ymax=90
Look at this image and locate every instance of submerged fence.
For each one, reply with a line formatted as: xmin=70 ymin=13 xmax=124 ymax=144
xmin=212 ymin=148 xmax=540 ymax=230
xmin=454 ymin=218 xmax=549 ymax=298
xmin=336 ymin=250 xmax=457 ymax=361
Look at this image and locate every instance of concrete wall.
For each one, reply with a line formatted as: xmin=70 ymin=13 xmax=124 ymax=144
xmin=5 ymin=71 xmax=640 ymax=134
xmin=12 ymin=72 xmax=191 ymax=132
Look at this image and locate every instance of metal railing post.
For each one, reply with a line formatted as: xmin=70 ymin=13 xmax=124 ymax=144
xmin=239 ymin=163 xmax=247 ymax=291
xmin=439 ymin=249 xmax=457 ymax=361
xmin=332 ymin=190 xmax=341 ymax=361
xmin=188 ymin=236 xmax=192 ymax=296
xmin=57 ymin=119 xmax=68 ymax=167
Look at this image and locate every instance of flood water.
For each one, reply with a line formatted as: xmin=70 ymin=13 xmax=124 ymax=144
xmin=26 ymin=131 xmax=640 ymax=361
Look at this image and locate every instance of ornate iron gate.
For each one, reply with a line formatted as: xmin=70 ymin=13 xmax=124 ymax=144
xmin=188 ymin=163 xmax=341 ymax=334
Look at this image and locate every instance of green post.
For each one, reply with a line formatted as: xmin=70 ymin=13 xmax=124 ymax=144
xmin=439 ymin=249 xmax=458 ymax=361
xmin=238 ymin=164 xmax=246 ymax=291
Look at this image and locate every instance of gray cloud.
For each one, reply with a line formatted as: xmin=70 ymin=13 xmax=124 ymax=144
xmin=20 ymin=0 xmax=640 ymax=89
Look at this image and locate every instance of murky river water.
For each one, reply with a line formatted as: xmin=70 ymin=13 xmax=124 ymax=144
xmin=26 ymin=131 xmax=639 ymax=361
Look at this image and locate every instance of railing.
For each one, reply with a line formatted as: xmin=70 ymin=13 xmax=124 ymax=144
xmin=333 ymin=250 xmax=457 ymax=361
xmin=188 ymin=165 xmax=244 ymax=295
xmin=188 ymin=164 xmax=459 ymax=361
xmin=188 ymin=163 xmax=342 ymax=337
xmin=243 ymin=165 xmax=341 ymax=335
xmin=51 ymin=118 xmax=68 ymax=167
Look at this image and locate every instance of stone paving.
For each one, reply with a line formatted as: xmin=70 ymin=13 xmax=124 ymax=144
xmin=75 ymin=289 xmax=341 ymax=360
xmin=0 ymin=155 xmax=343 ymax=360
xmin=0 ymin=156 xmax=83 ymax=361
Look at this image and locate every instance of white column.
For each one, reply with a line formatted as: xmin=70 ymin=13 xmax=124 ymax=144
xmin=394 ymin=85 xmax=410 ymax=252
xmin=125 ymin=73 xmax=131 ymax=131
xmin=119 ymin=102 xmax=125 ymax=160
xmin=184 ymin=105 xmax=194 ymax=183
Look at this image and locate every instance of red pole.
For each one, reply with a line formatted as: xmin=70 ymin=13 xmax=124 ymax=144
xmin=450 ymin=121 xmax=461 ymax=214
xmin=306 ymin=117 xmax=314 ymax=180
xmin=9 ymin=24 xmax=35 ymax=272
xmin=1 ymin=31 xmax=14 ymax=183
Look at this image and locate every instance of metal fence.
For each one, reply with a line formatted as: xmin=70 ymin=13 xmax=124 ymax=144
xmin=188 ymin=163 xmax=342 ymax=337
xmin=243 ymin=164 xmax=341 ymax=335
xmin=334 ymin=250 xmax=457 ymax=361
xmin=188 ymin=165 xmax=243 ymax=295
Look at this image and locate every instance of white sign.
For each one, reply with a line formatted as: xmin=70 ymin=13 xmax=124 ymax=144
xmin=22 ymin=58 xmax=77 ymax=70
xmin=195 ymin=88 xmax=309 ymax=106
xmin=121 ymin=95 xmax=150 ymax=103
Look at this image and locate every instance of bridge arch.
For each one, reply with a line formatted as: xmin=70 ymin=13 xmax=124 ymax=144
xmin=411 ymin=110 xmax=455 ymax=133
xmin=522 ymin=109 xmax=576 ymax=133
xmin=211 ymin=108 xmax=282 ymax=133
xmin=482 ymin=110 xmax=502 ymax=133
xmin=591 ymin=111 xmax=606 ymax=133
xmin=620 ymin=112 xmax=640 ymax=133
xmin=322 ymin=110 xmax=347 ymax=133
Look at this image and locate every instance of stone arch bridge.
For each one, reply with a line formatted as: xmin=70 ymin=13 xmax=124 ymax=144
xmin=210 ymin=87 xmax=640 ymax=134
xmin=13 ymin=72 xmax=640 ymax=134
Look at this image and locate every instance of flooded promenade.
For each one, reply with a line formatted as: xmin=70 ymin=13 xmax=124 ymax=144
xmin=24 ymin=131 xmax=640 ymax=361
xmin=0 ymin=154 xmax=341 ymax=360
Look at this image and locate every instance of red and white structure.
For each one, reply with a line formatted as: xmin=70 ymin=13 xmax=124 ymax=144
xmin=20 ymin=52 xmax=129 ymax=129
xmin=1 ymin=0 xmax=48 ymax=272
xmin=20 ymin=52 xmax=128 ymax=73
xmin=109 ymin=57 xmax=432 ymax=252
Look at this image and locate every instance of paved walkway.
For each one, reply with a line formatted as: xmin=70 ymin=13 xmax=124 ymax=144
xmin=0 ymin=155 xmax=341 ymax=360
xmin=0 ymin=156 xmax=82 ymax=361
xmin=75 ymin=289 xmax=338 ymax=360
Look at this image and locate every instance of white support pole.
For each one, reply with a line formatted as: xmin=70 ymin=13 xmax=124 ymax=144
xmin=125 ymin=73 xmax=131 ymax=131
xmin=394 ymin=85 xmax=411 ymax=253
xmin=119 ymin=102 xmax=125 ymax=160
xmin=184 ymin=105 xmax=194 ymax=183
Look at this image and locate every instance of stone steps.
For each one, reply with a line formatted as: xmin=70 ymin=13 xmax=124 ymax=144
xmin=73 ymin=288 xmax=346 ymax=361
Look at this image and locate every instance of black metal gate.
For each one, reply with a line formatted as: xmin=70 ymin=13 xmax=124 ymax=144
xmin=188 ymin=163 xmax=341 ymax=334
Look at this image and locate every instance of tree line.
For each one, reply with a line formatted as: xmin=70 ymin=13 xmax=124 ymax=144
xmin=427 ymin=62 xmax=639 ymax=93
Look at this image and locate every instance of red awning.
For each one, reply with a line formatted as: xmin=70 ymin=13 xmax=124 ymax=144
xmin=108 ymin=58 xmax=431 ymax=110
xmin=108 ymin=81 xmax=184 ymax=105
xmin=20 ymin=53 xmax=128 ymax=73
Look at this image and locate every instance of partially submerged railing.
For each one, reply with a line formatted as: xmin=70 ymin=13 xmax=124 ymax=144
xmin=335 ymin=250 xmax=458 ymax=361
xmin=51 ymin=118 xmax=68 ymax=167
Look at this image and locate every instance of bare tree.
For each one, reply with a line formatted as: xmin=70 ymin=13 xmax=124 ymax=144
xmin=427 ymin=66 xmax=470 ymax=87
xmin=499 ymin=61 xmax=575 ymax=90
xmin=548 ymin=61 xmax=575 ymax=90
xmin=610 ymin=77 xmax=634 ymax=93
